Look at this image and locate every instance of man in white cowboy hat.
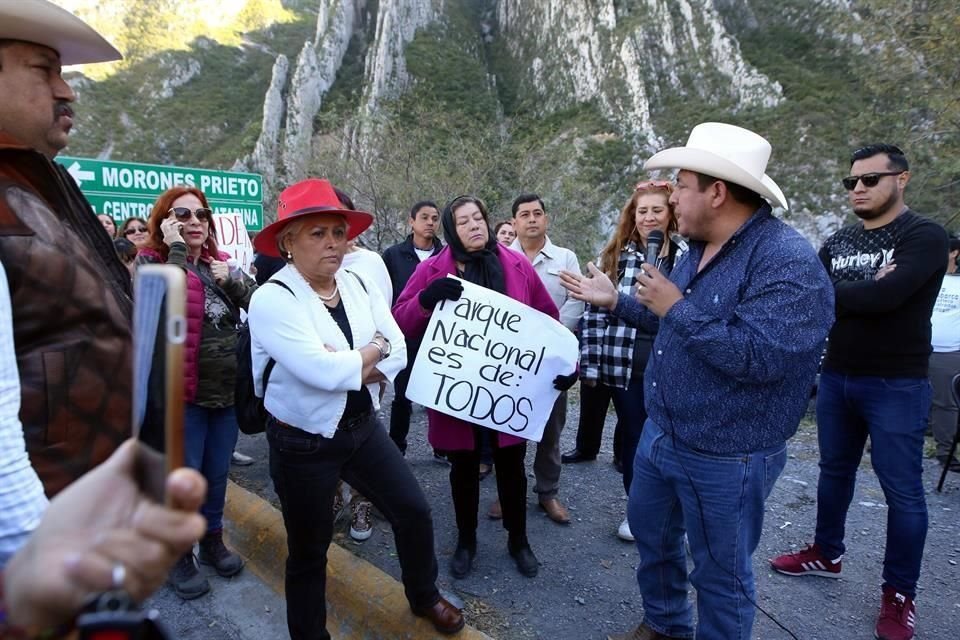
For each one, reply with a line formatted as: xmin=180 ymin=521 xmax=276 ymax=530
xmin=560 ymin=122 xmax=835 ymax=640
xmin=771 ymin=144 xmax=947 ymax=640
xmin=0 ymin=0 xmax=132 ymax=539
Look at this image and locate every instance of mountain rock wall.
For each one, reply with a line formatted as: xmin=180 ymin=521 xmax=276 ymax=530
xmin=495 ymin=0 xmax=782 ymax=149
xmin=282 ymin=0 xmax=358 ymax=181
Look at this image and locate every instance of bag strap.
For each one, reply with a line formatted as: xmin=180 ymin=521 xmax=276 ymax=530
xmin=343 ymin=269 xmax=367 ymax=293
xmin=261 ymin=279 xmax=294 ymax=391
xmin=184 ymin=260 xmax=241 ymax=324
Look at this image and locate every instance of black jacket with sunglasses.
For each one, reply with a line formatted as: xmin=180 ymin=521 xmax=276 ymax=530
xmin=820 ymin=209 xmax=948 ymax=377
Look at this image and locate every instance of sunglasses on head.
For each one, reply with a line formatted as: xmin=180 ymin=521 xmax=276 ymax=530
xmin=841 ymin=171 xmax=904 ymax=191
xmin=124 ymin=226 xmax=148 ymax=235
xmin=169 ymin=207 xmax=212 ymax=222
xmin=635 ymin=180 xmax=672 ymax=191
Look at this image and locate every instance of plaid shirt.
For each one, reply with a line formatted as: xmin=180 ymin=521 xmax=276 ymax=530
xmin=0 ymin=261 xmax=48 ymax=566
xmin=581 ymin=242 xmax=677 ymax=389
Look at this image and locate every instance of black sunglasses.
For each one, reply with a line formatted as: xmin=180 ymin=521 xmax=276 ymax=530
xmin=169 ymin=207 xmax=212 ymax=222
xmin=124 ymin=226 xmax=148 ymax=235
xmin=841 ymin=171 xmax=904 ymax=191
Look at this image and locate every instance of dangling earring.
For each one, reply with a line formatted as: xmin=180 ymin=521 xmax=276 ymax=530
xmin=286 ymin=251 xmax=293 ymax=260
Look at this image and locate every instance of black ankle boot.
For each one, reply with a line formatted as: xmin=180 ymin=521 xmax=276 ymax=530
xmin=508 ymin=541 xmax=538 ymax=577
xmin=198 ymin=529 xmax=244 ymax=577
xmin=450 ymin=542 xmax=476 ymax=579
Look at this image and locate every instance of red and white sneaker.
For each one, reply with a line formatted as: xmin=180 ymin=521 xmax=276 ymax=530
xmin=769 ymin=543 xmax=842 ymax=578
xmin=875 ymin=586 xmax=916 ymax=640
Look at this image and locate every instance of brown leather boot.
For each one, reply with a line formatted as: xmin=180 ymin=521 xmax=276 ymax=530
xmin=607 ymin=623 xmax=687 ymax=640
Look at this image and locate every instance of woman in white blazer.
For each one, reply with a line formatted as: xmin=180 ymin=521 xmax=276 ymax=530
xmin=248 ymin=179 xmax=464 ymax=640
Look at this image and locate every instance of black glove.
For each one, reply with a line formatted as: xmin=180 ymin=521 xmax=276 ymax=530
xmin=553 ymin=371 xmax=578 ymax=391
xmin=419 ymin=277 xmax=463 ymax=310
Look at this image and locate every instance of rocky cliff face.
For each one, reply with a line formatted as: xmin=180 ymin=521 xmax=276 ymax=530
xmin=495 ymin=0 xmax=781 ymax=150
xmin=57 ymin=0 xmax=949 ymax=246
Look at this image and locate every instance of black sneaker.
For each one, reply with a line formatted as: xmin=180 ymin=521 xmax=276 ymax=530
xmin=169 ymin=553 xmax=210 ymax=600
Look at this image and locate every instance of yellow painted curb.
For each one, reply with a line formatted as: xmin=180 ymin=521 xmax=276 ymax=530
xmin=224 ymin=481 xmax=492 ymax=639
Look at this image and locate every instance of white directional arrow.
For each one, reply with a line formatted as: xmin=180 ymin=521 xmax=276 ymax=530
xmin=66 ymin=161 xmax=95 ymax=186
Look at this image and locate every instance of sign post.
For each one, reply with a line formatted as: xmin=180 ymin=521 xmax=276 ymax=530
xmin=56 ymin=156 xmax=264 ymax=232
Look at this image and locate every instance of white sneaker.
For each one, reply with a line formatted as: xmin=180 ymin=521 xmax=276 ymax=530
xmin=617 ymin=517 xmax=634 ymax=542
xmin=350 ymin=500 xmax=374 ymax=541
xmin=231 ymin=450 xmax=254 ymax=466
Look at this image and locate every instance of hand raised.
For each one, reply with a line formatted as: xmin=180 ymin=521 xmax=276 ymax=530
xmin=559 ymin=262 xmax=618 ymax=309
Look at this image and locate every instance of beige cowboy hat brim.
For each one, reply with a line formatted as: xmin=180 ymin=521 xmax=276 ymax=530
xmin=645 ymin=147 xmax=789 ymax=211
xmin=0 ymin=0 xmax=122 ymax=65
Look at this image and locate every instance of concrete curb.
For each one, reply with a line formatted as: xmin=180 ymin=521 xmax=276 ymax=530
xmin=223 ymin=481 xmax=492 ymax=639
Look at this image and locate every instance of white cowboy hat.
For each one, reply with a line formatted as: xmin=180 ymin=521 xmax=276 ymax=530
xmin=644 ymin=122 xmax=788 ymax=210
xmin=0 ymin=0 xmax=121 ymax=65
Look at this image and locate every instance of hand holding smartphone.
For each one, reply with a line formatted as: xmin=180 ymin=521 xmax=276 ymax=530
xmin=132 ymin=265 xmax=186 ymax=504
xmin=159 ymin=216 xmax=184 ymax=247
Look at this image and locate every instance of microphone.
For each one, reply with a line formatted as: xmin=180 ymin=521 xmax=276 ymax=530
xmin=645 ymin=230 xmax=664 ymax=269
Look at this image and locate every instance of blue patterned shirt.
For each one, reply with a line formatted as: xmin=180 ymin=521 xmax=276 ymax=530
xmin=612 ymin=205 xmax=835 ymax=454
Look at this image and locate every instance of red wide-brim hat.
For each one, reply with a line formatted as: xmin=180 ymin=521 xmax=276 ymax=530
xmin=254 ymin=179 xmax=374 ymax=257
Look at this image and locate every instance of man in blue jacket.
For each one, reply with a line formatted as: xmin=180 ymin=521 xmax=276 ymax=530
xmin=561 ymin=123 xmax=835 ymax=640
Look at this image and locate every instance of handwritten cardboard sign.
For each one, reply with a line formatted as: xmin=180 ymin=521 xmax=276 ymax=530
xmin=213 ymin=212 xmax=254 ymax=273
xmin=406 ymin=278 xmax=578 ymax=442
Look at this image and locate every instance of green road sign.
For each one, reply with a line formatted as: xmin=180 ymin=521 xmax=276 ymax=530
xmin=56 ymin=156 xmax=264 ymax=230
xmin=82 ymin=194 xmax=264 ymax=232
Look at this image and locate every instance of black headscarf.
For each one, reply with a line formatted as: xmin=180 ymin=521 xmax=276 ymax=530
xmin=441 ymin=196 xmax=506 ymax=294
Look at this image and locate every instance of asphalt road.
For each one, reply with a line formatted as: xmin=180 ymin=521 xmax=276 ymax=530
xmin=161 ymin=389 xmax=960 ymax=639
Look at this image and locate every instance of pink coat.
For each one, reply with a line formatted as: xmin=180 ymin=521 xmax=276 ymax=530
xmin=138 ymin=247 xmax=230 ymax=402
xmin=392 ymin=245 xmax=559 ymax=450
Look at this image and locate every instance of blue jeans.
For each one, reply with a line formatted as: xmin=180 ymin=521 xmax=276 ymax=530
xmin=628 ymin=419 xmax=786 ymax=640
xmin=814 ymin=370 xmax=931 ymax=597
xmin=267 ymin=415 xmax=440 ymax=640
xmin=184 ymin=403 xmax=239 ymax=532
xmin=612 ymin=376 xmax=647 ymax=495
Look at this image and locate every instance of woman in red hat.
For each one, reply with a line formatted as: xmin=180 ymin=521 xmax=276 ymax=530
xmin=393 ymin=195 xmax=570 ymax=580
xmin=247 ymin=179 xmax=464 ymax=640
xmin=138 ymin=186 xmax=254 ymax=599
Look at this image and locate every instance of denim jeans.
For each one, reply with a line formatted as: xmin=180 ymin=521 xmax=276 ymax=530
xmin=814 ymin=370 xmax=931 ymax=597
xmin=612 ymin=376 xmax=647 ymax=495
xmin=267 ymin=415 xmax=440 ymax=640
xmin=184 ymin=403 xmax=239 ymax=532
xmin=628 ymin=419 xmax=786 ymax=640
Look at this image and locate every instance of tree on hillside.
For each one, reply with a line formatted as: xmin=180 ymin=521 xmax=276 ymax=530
xmin=853 ymin=0 xmax=960 ymax=227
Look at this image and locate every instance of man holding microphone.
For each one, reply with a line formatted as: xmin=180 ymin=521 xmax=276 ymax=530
xmin=561 ymin=123 xmax=834 ymax=640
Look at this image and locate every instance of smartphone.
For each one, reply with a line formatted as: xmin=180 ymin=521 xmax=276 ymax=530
xmin=132 ymin=265 xmax=186 ymax=503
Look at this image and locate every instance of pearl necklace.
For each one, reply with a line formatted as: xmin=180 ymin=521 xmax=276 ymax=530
xmin=316 ymin=285 xmax=339 ymax=302
xmin=289 ymin=264 xmax=338 ymax=302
